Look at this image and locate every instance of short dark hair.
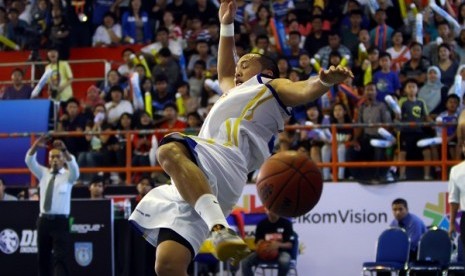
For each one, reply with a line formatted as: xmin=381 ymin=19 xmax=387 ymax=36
xmin=158 ymin=47 xmax=172 ymax=57
xmin=11 ymin=68 xmax=24 ymax=76
xmin=154 ymin=74 xmax=168 ymax=83
xmin=156 ymin=26 xmax=169 ymax=34
xmin=90 ymin=175 xmax=105 ymax=185
xmin=404 ymin=78 xmax=419 ymax=87
xmin=110 ymin=85 xmax=123 ymax=94
xmin=163 ymin=102 xmax=178 ymax=112
xmin=379 ymin=52 xmax=392 ymax=60
xmin=409 ymin=41 xmax=423 ymax=49
xmin=392 ymin=198 xmax=408 ymax=209
xmin=350 ymin=9 xmax=363 ymax=17
xmin=447 ymin=93 xmax=460 ymax=102
xmin=66 ymin=98 xmax=80 ymax=107
xmin=256 ymin=54 xmax=279 ymax=78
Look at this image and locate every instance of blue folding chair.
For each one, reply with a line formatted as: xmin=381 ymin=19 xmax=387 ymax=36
xmin=255 ymin=232 xmax=299 ymax=276
xmin=448 ymin=234 xmax=464 ymax=274
xmin=407 ymin=227 xmax=451 ymax=276
xmin=362 ymin=227 xmax=410 ymax=276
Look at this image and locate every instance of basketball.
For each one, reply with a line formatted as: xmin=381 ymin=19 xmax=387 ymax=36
xmin=256 ymin=241 xmax=279 ymax=261
xmin=256 ymin=151 xmax=323 ymax=217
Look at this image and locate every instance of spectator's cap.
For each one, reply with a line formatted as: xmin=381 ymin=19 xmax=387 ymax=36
xmin=90 ymin=175 xmax=105 ymax=185
xmin=87 ymin=85 xmax=99 ymax=94
xmin=446 ymin=93 xmax=460 ymax=102
xmin=163 ymin=102 xmax=178 ymax=112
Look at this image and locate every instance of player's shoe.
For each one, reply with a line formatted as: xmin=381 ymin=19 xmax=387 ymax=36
xmin=211 ymin=228 xmax=250 ymax=264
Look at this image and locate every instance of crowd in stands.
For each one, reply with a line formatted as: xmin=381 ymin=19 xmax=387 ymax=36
xmin=1 ymin=0 xmax=465 ymax=185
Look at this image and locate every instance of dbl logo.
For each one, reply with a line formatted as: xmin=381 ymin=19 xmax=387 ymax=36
xmin=423 ymin=192 xmax=461 ymax=231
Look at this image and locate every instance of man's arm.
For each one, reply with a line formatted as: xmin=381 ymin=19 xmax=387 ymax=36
xmin=25 ymin=135 xmax=50 ymax=179
xmin=217 ymin=0 xmax=237 ymax=93
xmin=271 ymin=66 xmax=354 ymax=107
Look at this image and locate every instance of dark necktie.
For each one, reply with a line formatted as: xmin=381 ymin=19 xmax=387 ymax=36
xmin=398 ymin=221 xmax=405 ymax=229
xmin=44 ymin=172 xmax=57 ymax=212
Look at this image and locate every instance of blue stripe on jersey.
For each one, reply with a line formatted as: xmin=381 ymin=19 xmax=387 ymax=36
xmin=268 ymin=135 xmax=275 ymax=154
xmin=257 ymin=74 xmax=291 ymax=116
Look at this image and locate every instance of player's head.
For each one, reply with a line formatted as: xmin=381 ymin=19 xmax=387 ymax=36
xmin=48 ymin=148 xmax=65 ymax=172
xmin=234 ymin=53 xmax=278 ymax=86
xmin=391 ymin=198 xmax=408 ymax=221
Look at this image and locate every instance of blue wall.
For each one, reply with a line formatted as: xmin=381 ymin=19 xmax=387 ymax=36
xmin=0 ymin=100 xmax=50 ymax=185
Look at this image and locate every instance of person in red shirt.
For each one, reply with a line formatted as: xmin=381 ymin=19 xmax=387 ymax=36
xmin=155 ymin=102 xmax=187 ymax=142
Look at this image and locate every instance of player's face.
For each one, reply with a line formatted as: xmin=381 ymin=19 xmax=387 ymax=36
xmin=392 ymin=203 xmax=408 ymax=221
xmin=234 ymin=54 xmax=263 ymax=86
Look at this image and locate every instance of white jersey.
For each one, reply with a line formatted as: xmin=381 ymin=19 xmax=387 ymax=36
xmin=129 ymin=73 xmax=291 ymax=254
xmin=199 ymin=73 xmax=291 ymax=172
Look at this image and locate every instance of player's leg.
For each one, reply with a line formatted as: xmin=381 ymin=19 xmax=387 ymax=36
xmin=154 ymin=228 xmax=193 ymax=276
xmin=157 ymin=141 xmax=249 ymax=261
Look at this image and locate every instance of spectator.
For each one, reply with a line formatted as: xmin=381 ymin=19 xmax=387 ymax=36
xmin=455 ymin=29 xmax=465 ymax=65
xmin=390 ymin=198 xmax=427 ymax=261
xmin=132 ymin=111 xmax=155 ymax=181
xmin=81 ymin=85 xmax=105 ymax=117
xmin=99 ymin=69 xmax=127 ymax=101
xmin=423 ymin=22 xmax=457 ymax=66
xmin=271 ymin=0 xmax=294 ymax=23
xmin=296 ymin=52 xmax=316 ymax=79
xmin=276 ymin=57 xmax=290 ymax=78
xmin=187 ymin=40 xmax=216 ymax=77
xmin=141 ymin=26 xmax=183 ymax=60
xmin=448 ymin=65 xmax=465 ymax=101
xmin=437 ymin=43 xmax=459 ymax=88
xmin=152 ymin=74 xmax=175 ymax=113
xmin=373 ymin=52 xmax=401 ymax=101
xmin=155 ymin=102 xmax=187 ymax=142
xmin=92 ymin=12 xmax=122 ymax=47
xmin=386 ymin=31 xmax=411 ymax=72
xmin=92 ymin=0 xmax=120 ymax=28
xmin=248 ymin=5 xmax=272 ymax=38
xmin=176 ymin=81 xmax=199 ymax=118
xmin=399 ymin=42 xmax=430 ymax=86
xmin=347 ymin=83 xmax=392 ymax=181
xmin=115 ymin=112 xmax=134 ymax=179
xmin=184 ymin=15 xmax=210 ymax=57
xmin=135 ymin=177 xmax=154 ymax=203
xmin=241 ymin=208 xmax=294 ymax=276
xmin=45 ymin=9 xmax=71 ymax=60
xmin=299 ymin=104 xmax=328 ymax=163
xmin=184 ymin=111 xmax=203 ymax=136
xmin=189 ymin=0 xmax=217 ymax=26
xmin=398 ymin=79 xmax=432 ymax=180
xmin=151 ymin=48 xmax=181 ymax=88
xmin=57 ymin=98 xmax=87 ymax=157
xmin=160 ymin=10 xmax=183 ymax=42
xmin=315 ymin=31 xmax=352 ymax=69
xmin=89 ymin=175 xmax=105 ymax=199
xmin=117 ymin=48 xmax=137 ymax=79
xmin=188 ymin=60 xmax=206 ymax=100
xmin=341 ymin=9 xmax=364 ymax=54
xmin=283 ymin=31 xmax=306 ymax=68
xmin=250 ymin=34 xmax=278 ymax=61
xmin=321 ymin=103 xmax=352 ymax=181
xmin=5 ymin=8 xmax=28 ymax=50
xmin=418 ymin=66 xmax=448 ymax=118
xmin=45 ymin=47 xmax=73 ymax=102
xmin=0 ymin=7 xmax=6 ymax=38
xmin=121 ymin=0 xmax=153 ymax=44
xmin=2 ymin=68 xmax=32 ymax=99
xmin=105 ymin=85 xmax=134 ymax=125
xmin=165 ymin=0 xmax=190 ymax=28
xmin=0 ymin=178 xmax=18 ymax=200
xmin=369 ymin=9 xmax=394 ymax=52
xmin=284 ymin=10 xmax=311 ymax=37
xmin=303 ymin=15 xmax=328 ymax=57
xmin=436 ymin=94 xmax=460 ymax=160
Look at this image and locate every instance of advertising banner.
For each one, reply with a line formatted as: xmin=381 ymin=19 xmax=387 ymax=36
xmin=236 ymin=182 xmax=449 ymax=276
xmin=0 ymin=199 xmax=113 ymax=276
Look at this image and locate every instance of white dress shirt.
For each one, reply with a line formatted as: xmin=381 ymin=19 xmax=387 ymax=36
xmin=92 ymin=24 xmax=122 ymax=46
xmin=449 ymin=160 xmax=465 ymax=211
xmin=25 ymin=152 xmax=79 ymax=215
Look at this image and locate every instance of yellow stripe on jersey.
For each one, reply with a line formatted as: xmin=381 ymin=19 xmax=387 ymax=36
xmin=226 ymin=119 xmax=232 ymax=145
xmin=232 ymin=87 xmax=268 ymax=145
xmin=244 ymin=95 xmax=274 ymax=120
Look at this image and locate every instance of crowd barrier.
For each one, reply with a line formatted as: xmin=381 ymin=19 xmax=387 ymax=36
xmin=0 ymin=121 xmax=459 ymax=186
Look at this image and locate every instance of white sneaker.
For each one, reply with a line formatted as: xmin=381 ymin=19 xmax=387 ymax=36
xmin=211 ymin=228 xmax=250 ymax=264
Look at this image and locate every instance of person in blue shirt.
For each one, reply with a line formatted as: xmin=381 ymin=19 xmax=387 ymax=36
xmin=390 ymin=198 xmax=427 ymax=261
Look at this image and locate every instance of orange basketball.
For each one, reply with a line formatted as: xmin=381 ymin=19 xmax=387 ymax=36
xmin=256 ymin=151 xmax=323 ymax=217
xmin=256 ymin=241 xmax=279 ymax=261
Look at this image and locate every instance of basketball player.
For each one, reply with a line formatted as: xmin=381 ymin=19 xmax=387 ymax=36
xmin=129 ymin=0 xmax=353 ymax=275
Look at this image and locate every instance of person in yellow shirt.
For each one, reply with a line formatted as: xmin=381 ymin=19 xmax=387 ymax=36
xmin=46 ymin=47 xmax=74 ymax=102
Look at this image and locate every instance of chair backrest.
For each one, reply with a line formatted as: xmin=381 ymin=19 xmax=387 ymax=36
xmin=417 ymin=228 xmax=452 ymax=265
xmin=290 ymin=231 xmax=299 ymax=261
xmin=375 ymin=227 xmax=410 ymax=263
xmin=458 ymin=235 xmax=464 ymax=262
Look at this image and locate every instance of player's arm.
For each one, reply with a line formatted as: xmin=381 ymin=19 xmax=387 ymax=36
xmin=271 ymin=65 xmax=354 ymax=107
xmin=217 ymin=0 xmax=236 ymax=93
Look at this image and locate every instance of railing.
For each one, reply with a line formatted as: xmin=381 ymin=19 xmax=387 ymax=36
xmin=0 ymin=59 xmax=111 ymax=87
xmin=0 ymin=122 xmax=459 ymax=186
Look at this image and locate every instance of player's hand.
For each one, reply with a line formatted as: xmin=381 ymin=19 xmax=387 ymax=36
xmin=219 ymin=0 xmax=236 ymax=25
xmin=319 ymin=65 xmax=354 ymax=86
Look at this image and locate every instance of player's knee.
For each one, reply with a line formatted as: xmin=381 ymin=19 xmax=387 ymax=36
xmin=154 ymin=258 xmax=181 ymax=276
xmin=157 ymin=142 xmax=185 ymax=169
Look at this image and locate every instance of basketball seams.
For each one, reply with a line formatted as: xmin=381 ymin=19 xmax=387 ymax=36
xmin=267 ymin=169 xmax=298 ymax=211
